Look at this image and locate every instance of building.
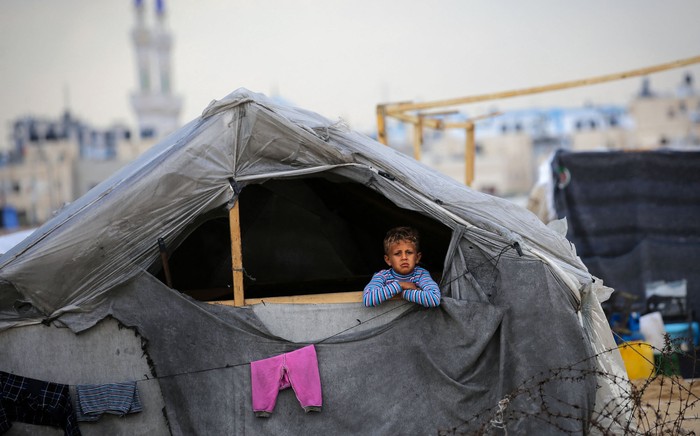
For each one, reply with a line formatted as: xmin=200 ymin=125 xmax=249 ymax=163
xmin=0 ymin=0 xmax=181 ymax=228
xmin=417 ymin=73 xmax=698 ymax=198
xmin=131 ymin=0 xmax=183 ymax=140
xmin=629 ymin=73 xmax=700 ymax=148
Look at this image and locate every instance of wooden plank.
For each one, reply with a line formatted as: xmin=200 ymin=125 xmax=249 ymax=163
xmin=376 ymin=104 xmax=388 ymax=145
xmin=383 ymin=55 xmax=700 ymax=113
xmin=389 ymin=111 xmax=442 ymax=129
xmin=209 ymin=291 xmax=364 ymax=306
xmin=229 ymin=201 xmax=245 ymax=307
xmin=412 ymin=117 xmax=423 ymax=160
xmin=465 ymin=122 xmax=475 ymax=187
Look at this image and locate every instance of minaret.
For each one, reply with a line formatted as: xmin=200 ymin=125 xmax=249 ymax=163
xmin=130 ymin=0 xmax=182 ymax=140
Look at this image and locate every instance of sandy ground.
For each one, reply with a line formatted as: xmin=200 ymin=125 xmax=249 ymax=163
xmin=634 ymin=377 xmax=700 ymax=434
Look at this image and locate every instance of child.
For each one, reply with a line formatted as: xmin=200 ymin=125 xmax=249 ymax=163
xmin=363 ymin=226 xmax=441 ymax=308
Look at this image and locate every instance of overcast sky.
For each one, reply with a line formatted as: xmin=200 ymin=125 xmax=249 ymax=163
xmin=1 ymin=0 xmax=699 ymax=146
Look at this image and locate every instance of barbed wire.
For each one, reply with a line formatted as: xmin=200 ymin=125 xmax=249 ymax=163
xmin=439 ymin=334 xmax=700 ymax=435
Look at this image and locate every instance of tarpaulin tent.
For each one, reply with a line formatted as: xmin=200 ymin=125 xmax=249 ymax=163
xmin=0 ymin=89 xmax=627 ymax=435
xmin=551 ymin=149 xmax=700 ymax=322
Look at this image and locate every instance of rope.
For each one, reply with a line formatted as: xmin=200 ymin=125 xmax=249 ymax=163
xmin=440 ymin=242 xmax=515 ymax=290
xmin=315 ymin=301 xmax=411 ymax=344
xmin=75 ymin=299 xmax=413 ymax=386
xmin=56 ymin=242 xmax=515 ymax=386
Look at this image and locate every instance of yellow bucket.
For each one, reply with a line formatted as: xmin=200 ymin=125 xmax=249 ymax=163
xmin=619 ymin=341 xmax=655 ymax=379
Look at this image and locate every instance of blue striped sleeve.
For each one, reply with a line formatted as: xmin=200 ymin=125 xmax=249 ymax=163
xmin=363 ymin=271 xmax=403 ymax=307
xmin=401 ymin=268 xmax=441 ymax=308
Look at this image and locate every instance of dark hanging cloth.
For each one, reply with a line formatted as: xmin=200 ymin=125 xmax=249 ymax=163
xmin=551 ymin=149 xmax=700 ymax=317
xmin=0 ymin=371 xmax=81 ymax=436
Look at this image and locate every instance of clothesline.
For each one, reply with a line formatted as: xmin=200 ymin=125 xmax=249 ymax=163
xmin=134 ymin=299 xmax=413 ymax=384
xmin=10 ymin=242 xmax=518 ymax=391
xmin=131 ymin=243 xmax=515 ymax=385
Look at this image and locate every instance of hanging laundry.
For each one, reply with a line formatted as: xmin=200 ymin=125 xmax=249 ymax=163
xmin=250 ymin=344 xmax=322 ymax=418
xmin=75 ymin=381 xmax=143 ymax=422
xmin=0 ymin=371 xmax=81 ymax=436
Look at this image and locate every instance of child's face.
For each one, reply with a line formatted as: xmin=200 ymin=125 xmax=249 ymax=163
xmin=384 ymin=240 xmax=421 ymax=275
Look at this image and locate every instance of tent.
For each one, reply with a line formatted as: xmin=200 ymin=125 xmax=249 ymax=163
xmin=550 ymin=149 xmax=700 ymax=337
xmin=0 ymin=89 xmax=626 ymax=435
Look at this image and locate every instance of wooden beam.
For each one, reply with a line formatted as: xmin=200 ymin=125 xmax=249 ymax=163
xmin=413 ymin=116 xmax=423 ymax=160
xmin=465 ymin=122 xmax=475 ymax=186
xmin=210 ymin=291 xmax=364 ymax=306
xmin=229 ymin=201 xmax=245 ymax=306
xmin=376 ymin=104 xmax=388 ymax=145
xmin=389 ymin=111 xmax=419 ymax=124
xmin=385 ymin=110 xmax=501 ymax=130
xmin=382 ymin=55 xmax=700 ymax=113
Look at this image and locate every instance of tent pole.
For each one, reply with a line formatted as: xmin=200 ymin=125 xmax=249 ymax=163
xmin=465 ymin=122 xmax=475 ymax=186
xmin=229 ymin=201 xmax=245 ymax=306
xmin=376 ymin=104 xmax=388 ymax=145
xmin=413 ymin=117 xmax=423 ymax=160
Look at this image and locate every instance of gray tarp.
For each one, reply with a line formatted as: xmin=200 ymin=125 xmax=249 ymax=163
xmin=1 ymin=89 xmax=595 ymax=323
xmin=0 ymin=89 xmax=628 ymax=433
xmin=61 ymin=268 xmax=595 ymax=435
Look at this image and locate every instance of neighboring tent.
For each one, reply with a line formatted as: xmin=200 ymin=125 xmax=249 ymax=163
xmin=0 ymin=89 xmax=626 ymax=434
xmin=550 ymin=149 xmax=700 ymax=321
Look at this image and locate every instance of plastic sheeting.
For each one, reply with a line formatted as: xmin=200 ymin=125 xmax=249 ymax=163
xmin=551 ymin=149 xmax=700 ymax=319
xmin=1 ymin=89 xmax=597 ymax=323
xmin=0 ymin=89 xmax=627 ymax=432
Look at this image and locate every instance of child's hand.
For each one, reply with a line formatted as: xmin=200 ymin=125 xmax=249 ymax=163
xmin=398 ymin=281 xmax=418 ymax=290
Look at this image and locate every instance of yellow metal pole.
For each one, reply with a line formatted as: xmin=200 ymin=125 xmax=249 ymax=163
xmin=465 ymin=122 xmax=475 ymax=186
xmin=229 ymin=201 xmax=245 ymax=307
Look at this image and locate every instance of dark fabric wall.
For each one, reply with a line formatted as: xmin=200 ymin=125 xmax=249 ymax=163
xmin=552 ymin=150 xmax=700 ymax=317
xmin=72 ymin=267 xmax=595 ymax=435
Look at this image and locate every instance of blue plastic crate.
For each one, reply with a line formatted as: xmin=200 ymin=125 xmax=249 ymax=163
xmin=664 ymin=322 xmax=700 ymax=347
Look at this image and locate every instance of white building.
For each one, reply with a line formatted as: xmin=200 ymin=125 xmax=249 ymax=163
xmin=629 ymin=74 xmax=700 ymax=148
xmin=131 ymin=0 xmax=183 ymax=140
xmin=0 ymin=0 xmax=181 ymax=227
xmin=416 ymin=73 xmax=698 ymax=198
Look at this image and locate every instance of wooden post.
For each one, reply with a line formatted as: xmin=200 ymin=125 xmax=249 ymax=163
xmin=376 ymin=104 xmax=388 ymax=145
xmin=465 ymin=122 xmax=475 ymax=186
xmin=229 ymin=201 xmax=245 ymax=306
xmin=413 ymin=117 xmax=423 ymax=160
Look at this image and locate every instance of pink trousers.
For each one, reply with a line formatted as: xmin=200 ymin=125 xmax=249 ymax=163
xmin=250 ymin=344 xmax=322 ymax=417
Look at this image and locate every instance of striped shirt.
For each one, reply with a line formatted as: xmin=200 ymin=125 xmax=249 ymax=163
xmin=75 ymin=381 xmax=142 ymax=422
xmin=363 ymin=266 xmax=441 ymax=308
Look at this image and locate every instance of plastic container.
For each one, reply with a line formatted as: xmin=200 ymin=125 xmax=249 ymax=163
xmin=664 ymin=322 xmax=700 ymax=349
xmin=618 ymin=341 xmax=655 ymax=379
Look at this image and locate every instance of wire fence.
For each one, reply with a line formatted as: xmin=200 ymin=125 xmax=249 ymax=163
xmin=438 ymin=334 xmax=700 ymax=435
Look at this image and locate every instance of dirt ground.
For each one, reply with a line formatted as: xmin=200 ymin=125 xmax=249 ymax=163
xmin=634 ymin=376 xmax=700 ymax=434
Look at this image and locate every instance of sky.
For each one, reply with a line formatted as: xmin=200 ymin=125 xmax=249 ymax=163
xmin=1 ymin=0 xmax=700 ymax=147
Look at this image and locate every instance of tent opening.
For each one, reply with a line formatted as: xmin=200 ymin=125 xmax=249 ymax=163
xmin=153 ymin=176 xmax=451 ymax=303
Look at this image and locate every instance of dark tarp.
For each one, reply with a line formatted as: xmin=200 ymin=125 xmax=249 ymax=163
xmin=552 ymin=149 xmax=700 ymax=317
xmin=60 ymin=262 xmax=595 ymax=435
